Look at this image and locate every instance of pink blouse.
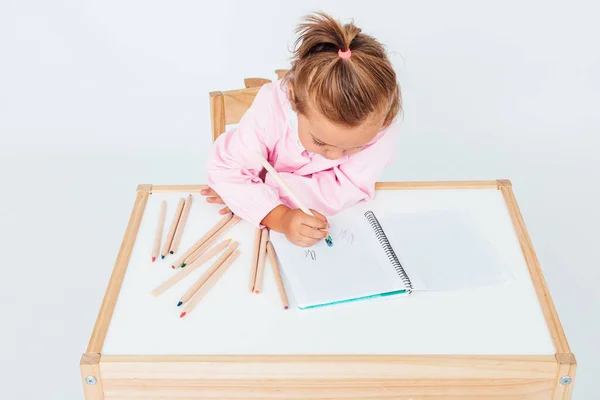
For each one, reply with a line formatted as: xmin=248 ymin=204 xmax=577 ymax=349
xmin=206 ymin=81 xmax=398 ymax=227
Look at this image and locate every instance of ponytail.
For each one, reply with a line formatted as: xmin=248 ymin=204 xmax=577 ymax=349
xmin=285 ymin=12 xmax=401 ymax=127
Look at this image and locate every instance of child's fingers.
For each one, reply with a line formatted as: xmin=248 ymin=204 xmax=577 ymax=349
xmin=298 ymin=213 xmax=328 ymax=230
xmin=295 ymin=236 xmax=318 ymax=248
xmin=205 ymin=196 xmax=225 ymax=204
xmin=298 ymin=224 xmax=328 ymax=240
xmin=219 ymin=206 xmax=231 ymax=215
xmin=200 ymin=188 xmax=217 ymax=196
xmin=310 ymin=209 xmax=329 ymax=224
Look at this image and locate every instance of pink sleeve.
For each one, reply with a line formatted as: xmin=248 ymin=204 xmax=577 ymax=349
xmin=277 ymin=122 xmax=398 ymax=216
xmin=206 ymin=85 xmax=283 ymax=227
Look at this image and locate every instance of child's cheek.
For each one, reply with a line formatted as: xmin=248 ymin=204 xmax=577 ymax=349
xmin=346 ymin=147 xmax=363 ymax=157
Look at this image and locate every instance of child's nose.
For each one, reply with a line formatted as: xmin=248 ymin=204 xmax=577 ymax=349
xmin=327 ymin=149 xmax=345 ymax=160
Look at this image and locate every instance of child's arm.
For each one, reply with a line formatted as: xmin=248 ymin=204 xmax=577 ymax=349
xmin=206 ymin=85 xmax=328 ymax=247
xmin=206 ymin=85 xmax=283 ymax=226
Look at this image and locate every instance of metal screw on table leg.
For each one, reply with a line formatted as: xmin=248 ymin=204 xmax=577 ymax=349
xmin=559 ymin=376 xmax=572 ymax=385
xmin=85 ymin=376 xmax=97 ymax=385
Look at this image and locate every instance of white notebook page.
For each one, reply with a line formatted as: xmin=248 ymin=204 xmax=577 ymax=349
xmin=269 ymin=209 xmax=407 ymax=308
xmin=380 ymin=209 xmax=511 ymax=291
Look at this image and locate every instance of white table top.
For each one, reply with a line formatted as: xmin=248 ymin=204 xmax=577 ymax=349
xmin=102 ymin=188 xmax=555 ymax=356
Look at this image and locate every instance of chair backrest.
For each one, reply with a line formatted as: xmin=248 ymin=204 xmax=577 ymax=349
xmin=209 ymin=70 xmax=289 ymax=142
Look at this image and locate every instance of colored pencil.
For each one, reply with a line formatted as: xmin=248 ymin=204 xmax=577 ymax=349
xmin=169 ymin=194 xmax=193 ymax=254
xmin=256 ymin=153 xmax=332 ymax=245
xmin=180 ymin=216 xmax=240 ymax=268
xmin=256 ymin=153 xmax=313 ymax=215
xmin=151 ymin=239 xmax=231 ymax=297
xmin=178 ymin=241 xmax=239 ymax=306
xmin=161 ymin=198 xmax=185 ymax=259
xmin=266 ymin=242 xmax=289 ymax=310
xmin=151 ymin=200 xmax=167 ymax=262
xmin=253 ymin=228 xmax=269 ymax=294
xmin=180 ymin=250 xmax=241 ymax=318
xmin=170 ymin=213 xmax=232 ymax=269
xmin=249 ymin=228 xmax=262 ymax=292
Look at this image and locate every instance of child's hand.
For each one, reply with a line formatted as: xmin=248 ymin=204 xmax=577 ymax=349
xmin=200 ymin=187 xmax=231 ymax=215
xmin=280 ymin=208 xmax=329 ymax=247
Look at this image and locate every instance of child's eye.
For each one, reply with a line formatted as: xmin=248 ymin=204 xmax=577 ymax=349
xmin=312 ymin=138 xmax=326 ymax=147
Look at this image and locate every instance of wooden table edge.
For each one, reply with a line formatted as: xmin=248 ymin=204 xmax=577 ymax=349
xmin=81 ymin=352 xmax=576 ymax=399
xmin=81 ymin=180 xmax=576 ymax=399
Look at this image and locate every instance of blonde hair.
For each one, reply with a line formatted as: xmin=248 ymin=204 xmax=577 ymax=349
xmin=285 ymin=12 xmax=401 ymax=128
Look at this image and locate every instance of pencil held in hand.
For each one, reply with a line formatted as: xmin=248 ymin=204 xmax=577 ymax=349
xmin=151 ymin=201 xmax=167 ymax=262
xmin=255 ymin=153 xmax=313 ymax=216
xmin=256 ymin=152 xmax=331 ymax=245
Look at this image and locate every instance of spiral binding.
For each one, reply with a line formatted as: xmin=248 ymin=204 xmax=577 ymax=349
xmin=364 ymin=211 xmax=413 ymax=293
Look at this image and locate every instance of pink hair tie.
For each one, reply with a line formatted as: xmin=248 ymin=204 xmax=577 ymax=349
xmin=338 ymin=48 xmax=352 ymax=59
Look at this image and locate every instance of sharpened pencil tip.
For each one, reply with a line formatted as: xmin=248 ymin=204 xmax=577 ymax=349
xmin=171 ymin=265 xmax=175 ymax=269
xmin=176 ymin=301 xmax=182 ymax=307
xmin=151 ymin=256 xmax=156 ymax=262
xmin=179 ymin=312 xmax=186 ymax=318
xmin=254 ymin=289 xmax=260 ymax=294
xmin=181 ymin=263 xmax=186 ymax=268
xmin=161 ymin=255 xmax=165 ymax=259
xmin=284 ymin=305 xmax=289 ymax=309
xmin=151 ymin=291 xmax=156 ymax=296
xmin=170 ymin=251 xmax=174 ymax=254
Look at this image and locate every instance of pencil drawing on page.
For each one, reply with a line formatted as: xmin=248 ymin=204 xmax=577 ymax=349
xmin=338 ymin=229 xmax=355 ymax=245
xmin=304 ymin=250 xmax=316 ymax=261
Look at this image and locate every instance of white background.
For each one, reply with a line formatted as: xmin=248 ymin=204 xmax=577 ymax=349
xmin=0 ymin=0 xmax=598 ymax=398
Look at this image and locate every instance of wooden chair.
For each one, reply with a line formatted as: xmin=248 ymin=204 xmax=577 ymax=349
xmin=209 ymin=69 xmax=289 ymax=142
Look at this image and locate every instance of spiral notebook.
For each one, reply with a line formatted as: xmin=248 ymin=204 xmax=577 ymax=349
xmin=269 ymin=207 xmax=509 ymax=309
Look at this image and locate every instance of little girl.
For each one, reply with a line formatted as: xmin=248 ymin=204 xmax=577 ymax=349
xmin=203 ymin=12 xmax=401 ymax=247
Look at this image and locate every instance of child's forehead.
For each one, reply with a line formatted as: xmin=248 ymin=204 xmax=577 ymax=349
xmin=300 ymin=108 xmax=384 ymax=148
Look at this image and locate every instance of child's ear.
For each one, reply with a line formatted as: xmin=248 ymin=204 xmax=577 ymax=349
xmin=288 ymin=83 xmax=298 ymax=112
